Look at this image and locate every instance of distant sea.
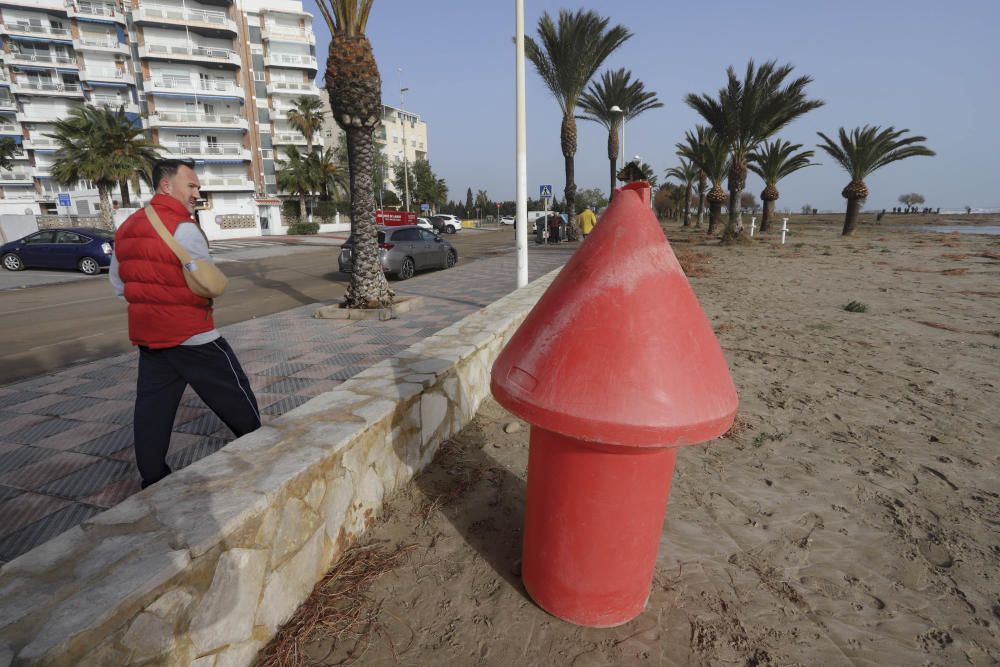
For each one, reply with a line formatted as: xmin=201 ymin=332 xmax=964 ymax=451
xmin=921 ymin=226 xmax=1000 ymax=236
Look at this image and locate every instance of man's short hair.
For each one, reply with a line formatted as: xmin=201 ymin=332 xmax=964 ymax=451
xmin=152 ymin=158 xmax=196 ymax=190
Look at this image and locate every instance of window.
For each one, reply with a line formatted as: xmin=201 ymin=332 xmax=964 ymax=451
xmin=254 ymin=71 xmax=264 ymax=81
xmin=25 ymin=231 xmax=57 ymax=244
xmin=418 ymin=229 xmax=437 ymax=241
xmin=56 ymin=231 xmax=85 ymax=243
xmin=393 ymin=228 xmax=421 ymax=242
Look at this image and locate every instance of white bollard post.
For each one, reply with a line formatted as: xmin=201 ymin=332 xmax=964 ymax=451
xmin=749 ymin=217 xmax=756 ymax=237
xmin=781 ymin=218 xmax=789 ymax=244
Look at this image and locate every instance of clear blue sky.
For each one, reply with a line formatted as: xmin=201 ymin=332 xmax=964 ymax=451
xmin=304 ymin=0 xmax=999 ymax=212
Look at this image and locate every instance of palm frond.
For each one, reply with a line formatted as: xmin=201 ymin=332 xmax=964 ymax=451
xmin=748 ymin=139 xmax=816 ymax=183
xmin=816 ymin=125 xmax=935 ymax=180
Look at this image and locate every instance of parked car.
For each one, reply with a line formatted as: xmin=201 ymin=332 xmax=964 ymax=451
xmin=416 ymin=217 xmax=434 ymax=231
xmin=1 ymin=227 xmax=115 ymax=275
xmin=338 ymin=225 xmax=458 ymax=280
xmin=428 ymin=214 xmax=462 ymax=234
xmin=499 ymin=215 xmax=515 ymax=225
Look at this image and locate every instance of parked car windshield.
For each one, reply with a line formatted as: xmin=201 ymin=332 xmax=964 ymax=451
xmin=344 ymin=232 xmax=387 ymax=245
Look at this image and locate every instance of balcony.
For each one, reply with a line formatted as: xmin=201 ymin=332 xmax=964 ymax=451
xmin=134 ymin=5 xmax=237 ymax=36
xmin=10 ymin=81 xmax=85 ymax=98
xmin=265 ymin=52 xmax=317 ymax=70
xmin=147 ymin=111 xmax=247 ymax=130
xmin=145 ymin=76 xmax=243 ymax=99
xmin=0 ymin=169 xmax=34 ymax=184
xmin=90 ymin=96 xmax=139 ymax=113
xmin=271 ymin=132 xmax=307 ymax=146
xmin=73 ymin=36 xmax=130 ymax=55
xmin=24 ymin=136 xmax=60 ymax=150
xmin=67 ymin=1 xmax=127 ymax=24
xmin=0 ymin=121 xmax=18 ymax=133
xmin=265 ymin=80 xmax=319 ymax=96
xmin=0 ymin=22 xmax=73 ymax=39
xmin=79 ymin=68 xmax=128 ymax=84
xmin=6 ymin=51 xmax=78 ymax=68
xmin=261 ymin=24 xmax=315 ymax=45
xmin=17 ymin=105 xmax=82 ymax=122
xmin=199 ymin=175 xmax=254 ymax=191
xmin=139 ymin=43 xmax=241 ymax=68
xmin=0 ymin=99 xmax=14 ymax=111
xmin=0 ymin=190 xmax=37 ymax=200
xmin=160 ymin=142 xmax=250 ymax=160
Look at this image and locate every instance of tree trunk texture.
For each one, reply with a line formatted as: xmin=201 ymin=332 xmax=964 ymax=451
xmin=760 ymin=199 xmax=774 ymax=232
xmin=298 ymin=194 xmax=307 ymax=221
xmin=563 ymin=153 xmax=579 ymax=241
xmin=708 ymin=201 xmax=721 ymax=236
xmin=607 ymin=128 xmax=618 ymax=200
xmin=722 ymin=187 xmax=739 ymax=241
xmin=842 ymin=197 xmax=861 ymax=236
xmin=98 ymin=185 xmax=113 ymax=230
xmin=697 ymin=192 xmax=705 ymax=228
xmin=343 ymin=126 xmax=393 ymax=308
xmin=683 ymin=185 xmax=693 ymax=226
xmin=118 ymin=178 xmax=130 ymax=208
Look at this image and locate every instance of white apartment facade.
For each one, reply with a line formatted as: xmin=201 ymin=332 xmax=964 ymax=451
xmin=0 ymin=0 xmax=324 ymax=238
xmin=319 ymin=98 xmax=428 ymax=203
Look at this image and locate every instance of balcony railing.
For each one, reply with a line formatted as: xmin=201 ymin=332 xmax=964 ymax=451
xmin=80 ymin=69 xmax=126 ymax=82
xmin=261 ymin=24 xmax=315 ymax=43
xmin=141 ymin=43 xmax=239 ymax=65
xmin=148 ymin=76 xmax=240 ymax=94
xmin=13 ymin=80 xmax=83 ymax=94
xmin=2 ymin=22 xmax=72 ymax=38
xmin=0 ymin=123 xmax=18 ymax=133
xmin=75 ymin=37 xmax=125 ymax=51
xmin=150 ymin=111 xmax=246 ymax=126
xmin=265 ymin=53 xmax=317 ymax=69
xmin=0 ymin=99 xmax=15 ymax=110
xmin=69 ymin=1 xmax=122 ymax=19
xmin=0 ymin=170 xmax=33 ymax=181
xmin=8 ymin=52 xmax=78 ymax=66
xmin=25 ymin=136 xmax=60 ymax=148
xmin=200 ymin=176 xmax=253 ymax=188
xmin=162 ymin=142 xmax=247 ymax=156
xmin=135 ymin=5 xmax=236 ymax=31
xmin=272 ymin=132 xmax=306 ymax=144
xmin=265 ymin=80 xmax=317 ymax=94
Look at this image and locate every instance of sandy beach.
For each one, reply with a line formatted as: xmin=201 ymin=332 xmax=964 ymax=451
xmin=258 ymin=217 xmax=1000 ymax=666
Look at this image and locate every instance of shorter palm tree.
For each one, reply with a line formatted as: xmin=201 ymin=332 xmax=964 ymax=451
xmin=275 ymin=147 xmax=317 ymax=221
xmin=676 ymin=126 xmax=713 ymax=228
xmin=0 ymin=137 xmax=18 ymax=170
xmin=664 ymin=160 xmax=699 ymax=226
xmin=312 ymin=147 xmax=348 ymax=201
xmin=817 ymin=125 xmax=934 ymax=235
xmin=748 ymin=139 xmax=815 ymax=232
xmin=48 ymin=105 xmax=162 ymax=228
xmin=578 ymin=68 xmax=663 ymax=197
xmin=287 ymin=95 xmax=325 ymax=155
xmin=680 ymin=128 xmax=730 ymax=236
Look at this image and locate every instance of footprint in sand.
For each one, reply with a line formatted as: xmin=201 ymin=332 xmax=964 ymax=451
xmin=917 ymin=540 xmax=954 ymax=568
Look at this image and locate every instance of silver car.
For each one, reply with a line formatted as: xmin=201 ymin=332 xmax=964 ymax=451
xmin=338 ymin=225 xmax=458 ymax=280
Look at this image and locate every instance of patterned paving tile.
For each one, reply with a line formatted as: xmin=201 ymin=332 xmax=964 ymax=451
xmin=0 ymin=492 xmax=73 ymax=538
xmin=0 ymin=446 xmax=57 ymax=475
xmin=82 ymin=477 xmax=141 ymax=509
xmin=33 ymin=396 xmax=109 ymax=417
xmin=174 ymin=412 xmax=226 ymax=436
xmin=0 ymin=391 xmax=46 ymax=410
xmin=261 ymin=377 xmax=319 ymax=394
xmin=4 ymin=418 xmax=79 ymax=446
xmin=0 ymin=503 xmax=102 ymax=563
xmin=37 ymin=459 xmax=134 ymax=500
xmin=88 ymin=384 xmax=136 ymax=400
xmin=73 ymin=426 xmax=133 ymax=457
xmin=62 ymin=399 xmax=135 ymax=423
xmin=11 ymin=394 xmax=73 ymax=415
xmin=0 ymin=485 xmax=21 ymax=502
xmin=326 ymin=365 xmax=370 ymax=382
xmin=258 ymin=362 xmax=314 ymax=377
xmin=261 ymin=395 xmax=311 ymax=416
xmin=165 ymin=437 xmax=227 ymax=470
xmin=31 ymin=422 xmax=122 ymax=452
xmin=0 ymin=452 xmax=101 ymax=491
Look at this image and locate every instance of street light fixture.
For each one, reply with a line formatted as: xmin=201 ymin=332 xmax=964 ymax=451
xmin=610 ymin=105 xmax=625 ymax=169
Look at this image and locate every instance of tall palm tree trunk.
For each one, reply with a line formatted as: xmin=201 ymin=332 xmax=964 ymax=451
xmin=607 ymin=128 xmax=618 ymax=201
xmin=760 ymin=199 xmax=774 ymax=232
xmin=561 ymin=114 xmax=578 ymax=241
xmin=843 ymin=197 xmax=862 ymax=236
xmin=118 ymin=177 xmax=130 ymax=208
xmin=343 ymin=126 xmax=392 ymax=308
xmin=682 ymin=184 xmax=693 ymax=226
xmin=708 ymin=201 xmax=721 ymax=236
xmin=298 ymin=193 xmax=307 ymax=221
xmin=98 ymin=185 xmax=114 ymax=230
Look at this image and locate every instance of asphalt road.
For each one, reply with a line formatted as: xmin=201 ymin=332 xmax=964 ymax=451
xmin=0 ymin=229 xmax=516 ymax=386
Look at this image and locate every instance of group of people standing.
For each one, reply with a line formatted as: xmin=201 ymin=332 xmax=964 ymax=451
xmin=532 ymin=205 xmax=599 ymax=244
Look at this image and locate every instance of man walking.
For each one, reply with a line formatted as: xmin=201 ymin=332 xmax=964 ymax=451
xmin=578 ymin=205 xmax=597 ymax=239
xmin=111 ymin=158 xmax=260 ymax=488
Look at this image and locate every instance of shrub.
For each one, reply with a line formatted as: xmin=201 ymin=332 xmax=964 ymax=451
xmin=287 ymin=221 xmax=319 ymax=235
xmin=842 ymin=300 xmax=868 ymax=313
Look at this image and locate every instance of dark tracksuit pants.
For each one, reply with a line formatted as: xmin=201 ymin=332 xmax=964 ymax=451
xmin=134 ymin=337 xmax=260 ymax=488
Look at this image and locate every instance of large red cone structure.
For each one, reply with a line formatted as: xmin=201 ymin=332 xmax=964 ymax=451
xmin=491 ymin=182 xmax=737 ymax=627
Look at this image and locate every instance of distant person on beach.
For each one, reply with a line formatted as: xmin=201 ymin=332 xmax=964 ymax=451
xmin=578 ymin=206 xmax=597 ymax=238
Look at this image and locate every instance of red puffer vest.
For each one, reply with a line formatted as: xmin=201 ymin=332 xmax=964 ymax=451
xmin=115 ymin=194 xmax=215 ymax=348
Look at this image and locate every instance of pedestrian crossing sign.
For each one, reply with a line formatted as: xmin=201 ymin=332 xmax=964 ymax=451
xmin=540 ymin=184 xmax=553 ymax=199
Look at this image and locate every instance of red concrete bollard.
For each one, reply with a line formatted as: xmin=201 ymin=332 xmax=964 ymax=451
xmin=491 ymin=182 xmax=738 ymax=627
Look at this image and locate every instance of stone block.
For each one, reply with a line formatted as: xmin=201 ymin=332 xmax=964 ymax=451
xmin=120 ymin=609 xmax=176 ymax=661
xmin=323 ymin=475 xmax=354 ymax=544
xmin=420 ymin=390 xmax=449 ymax=445
xmin=270 ymin=498 xmax=319 ymax=568
xmin=304 ymin=478 xmax=325 ymax=511
xmin=214 ymin=640 xmax=263 ymax=667
xmin=189 ymin=549 xmax=267 ymax=655
xmin=256 ymin=527 xmax=324 ymax=635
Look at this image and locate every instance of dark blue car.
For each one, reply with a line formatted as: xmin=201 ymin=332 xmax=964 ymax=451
xmin=1 ymin=227 xmax=115 ymax=275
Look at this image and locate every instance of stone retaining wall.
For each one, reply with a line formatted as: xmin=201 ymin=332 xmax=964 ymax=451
xmin=0 ymin=269 xmax=558 ymax=667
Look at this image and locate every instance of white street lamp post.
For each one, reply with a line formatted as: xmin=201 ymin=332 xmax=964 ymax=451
xmin=399 ymin=81 xmax=411 ymax=213
xmin=515 ymin=0 xmax=528 ymax=288
xmin=610 ymin=105 xmax=625 ymax=169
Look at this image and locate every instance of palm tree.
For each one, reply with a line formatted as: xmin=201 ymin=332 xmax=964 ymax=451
xmin=817 ymin=125 xmax=934 ymax=235
xmin=47 ymin=105 xmax=162 ymax=228
xmin=578 ymin=68 xmax=662 ymax=197
xmin=526 ymin=9 xmax=631 ymax=239
xmin=682 ymin=129 xmax=730 ymax=236
xmin=287 ymin=95 xmax=325 ymax=155
xmin=275 ymin=147 xmax=316 ymax=221
xmin=685 ymin=60 xmax=824 ymax=242
xmin=676 ymin=126 xmax=713 ymax=228
xmin=0 ymin=137 xmax=18 ymax=170
xmin=315 ymin=0 xmax=390 ymax=308
xmin=664 ymin=160 xmax=699 ymax=227
xmin=748 ymin=140 xmax=815 ymax=232
xmin=312 ymin=146 xmax=348 ymax=201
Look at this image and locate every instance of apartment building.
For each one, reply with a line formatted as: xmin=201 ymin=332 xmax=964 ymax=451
xmin=0 ymin=0 xmax=324 ymax=238
xmin=319 ymin=97 xmax=428 ymax=202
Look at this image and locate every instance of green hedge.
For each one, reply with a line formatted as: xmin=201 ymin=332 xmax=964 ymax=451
xmin=286 ymin=222 xmax=319 ymax=235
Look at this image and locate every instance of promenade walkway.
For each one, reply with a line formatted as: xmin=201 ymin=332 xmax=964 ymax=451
xmin=0 ymin=243 xmax=573 ymax=565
